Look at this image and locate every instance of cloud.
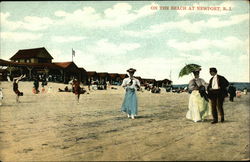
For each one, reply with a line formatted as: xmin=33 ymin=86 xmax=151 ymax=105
xmin=122 ymin=13 xmax=249 ymax=37
xmin=86 ymin=39 xmax=141 ymax=56
xmin=0 ymin=32 xmax=42 ymax=41
xmin=0 ymin=12 xmax=53 ymax=31
xmin=49 ymin=49 xmax=65 ymax=62
xmin=205 ymin=14 xmax=249 ymax=28
xmin=179 ymin=51 xmax=230 ymax=63
xmin=132 ymin=59 xmax=171 ymax=79
xmin=167 ymin=36 xmax=245 ymax=51
xmin=48 ymin=48 xmax=98 ymax=69
xmin=175 ymin=49 xmax=250 ymax=83
xmin=54 ymin=2 xmax=159 ymax=28
xmin=51 ymin=36 xmax=86 ymax=43
xmin=245 ymin=38 xmax=249 ymax=54
xmin=238 ymin=39 xmax=249 ymax=82
xmin=177 ymin=1 xmax=236 ymax=16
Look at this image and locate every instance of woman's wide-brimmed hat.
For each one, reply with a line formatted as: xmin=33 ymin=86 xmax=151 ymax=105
xmin=127 ymin=68 xmax=136 ymax=73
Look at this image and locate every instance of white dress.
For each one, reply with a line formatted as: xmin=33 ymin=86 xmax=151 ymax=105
xmin=186 ymin=78 xmax=211 ymax=122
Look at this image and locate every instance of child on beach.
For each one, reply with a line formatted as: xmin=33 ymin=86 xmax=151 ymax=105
xmin=73 ymin=79 xmax=81 ymax=104
xmin=13 ymin=74 xmax=26 ymax=103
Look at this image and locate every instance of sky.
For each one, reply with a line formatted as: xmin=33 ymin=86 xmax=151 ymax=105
xmin=0 ymin=1 xmax=249 ymax=84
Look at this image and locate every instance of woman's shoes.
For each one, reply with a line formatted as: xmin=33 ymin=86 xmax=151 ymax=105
xmin=127 ymin=114 xmax=135 ymax=119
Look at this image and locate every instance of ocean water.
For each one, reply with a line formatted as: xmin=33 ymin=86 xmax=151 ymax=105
xmin=173 ymin=82 xmax=250 ymax=91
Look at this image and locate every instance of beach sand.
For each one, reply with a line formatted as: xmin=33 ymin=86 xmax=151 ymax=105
xmin=0 ymin=81 xmax=249 ymax=161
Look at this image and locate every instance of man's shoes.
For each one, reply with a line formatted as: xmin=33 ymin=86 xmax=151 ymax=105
xmin=211 ymin=121 xmax=218 ymax=124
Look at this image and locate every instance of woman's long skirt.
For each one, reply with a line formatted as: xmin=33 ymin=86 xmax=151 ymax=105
xmin=121 ymin=88 xmax=138 ymax=115
xmin=186 ymin=90 xmax=211 ymax=122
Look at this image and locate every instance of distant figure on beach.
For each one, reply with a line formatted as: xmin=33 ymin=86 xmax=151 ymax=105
xmin=73 ymin=79 xmax=81 ymax=104
xmin=106 ymin=81 xmax=110 ymax=89
xmin=87 ymin=78 xmax=91 ymax=91
xmin=186 ymin=68 xmax=210 ymax=122
xmin=121 ymin=68 xmax=140 ymax=119
xmin=58 ymin=86 xmax=70 ymax=92
xmin=207 ymin=67 xmax=229 ymax=124
xmin=228 ymin=83 xmax=236 ymax=102
xmin=236 ymin=90 xmax=242 ymax=98
xmin=64 ymin=86 xmax=69 ymax=92
xmin=41 ymin=77 xmax=47 ymax=93
xmin=243 ymin=88 xmax=247 ymax=95
xmin=7 ymin=75 xmax=11 ymax=82
xmin=13 ymin=74 xmax=26 ymax=103
xmin=0 ymin=88 xmax=3 ymax=106
xmin=33 ymin=77 xmax=40 ymax=94
xmin=69 ymin=79 xmax=74 ymax=91
xmin=151 ymin=86 xmax=161 ymax=93
xmin=47 ymin=86 xmax=53 ymax=93
xmin=103 ymin=81 xmax=107 ymax=90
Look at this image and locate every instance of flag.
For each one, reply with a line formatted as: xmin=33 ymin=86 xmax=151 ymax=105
xmin=72 ymin=49 xmax=75 ymax=57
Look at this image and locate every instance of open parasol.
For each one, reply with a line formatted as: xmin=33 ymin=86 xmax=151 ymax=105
xmin=179 ymin=64 xmax=201 ymax=78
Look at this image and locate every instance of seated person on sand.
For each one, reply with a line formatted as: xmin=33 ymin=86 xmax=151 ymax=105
xmin=151 ymin=86 xmax=161 ymax=93
xmin=155 ymin=86 xmax=161 ymax=93
xmin=58 ymin=86 xmax=72 ymax=92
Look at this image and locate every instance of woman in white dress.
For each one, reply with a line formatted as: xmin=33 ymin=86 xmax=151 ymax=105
xmin=186 ymin=69 xmax=211 ymax=122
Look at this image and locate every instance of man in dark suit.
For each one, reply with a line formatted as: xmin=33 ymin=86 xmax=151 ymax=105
xmin=207 ymin=68 xmax=229 ymax=124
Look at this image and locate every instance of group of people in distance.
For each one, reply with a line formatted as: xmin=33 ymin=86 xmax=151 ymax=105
xmin=186 ymin=67 xmax=229 ymax=124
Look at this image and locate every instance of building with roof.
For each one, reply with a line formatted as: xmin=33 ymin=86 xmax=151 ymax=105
xmin=86 ymin=71 xmax=98 ymax=82
xmin=1 ymin=47 xmax=82 ymax=83
xmin=96 ymin=72 xmax=109 ymax=83
xmin=140 ymin=78 xmax=156 ymax=85
xmin=78 ymin=67 xmax=88 ymax=84
xmin=53 ymin=62 xmax=81 ymax=83
xmin=10 ymin=47 xmax=53 ymax=63
xmin=156 ymin=79 xmax=172 ymax=87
